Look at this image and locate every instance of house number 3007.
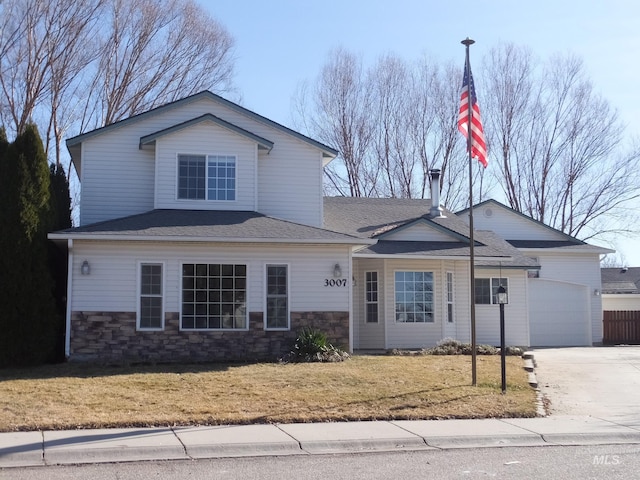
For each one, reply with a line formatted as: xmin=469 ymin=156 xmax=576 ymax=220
xmin=324 ymin=278 xmax=348 ymax=287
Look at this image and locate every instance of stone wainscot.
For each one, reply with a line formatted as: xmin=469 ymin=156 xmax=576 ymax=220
xmin=69 ymin=311 xmax=349 ymax=363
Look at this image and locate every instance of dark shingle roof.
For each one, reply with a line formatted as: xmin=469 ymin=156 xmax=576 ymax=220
xmin=50 ymin=209 xmax=370 ymax=245
xmin=601 ymin=267 xmax=640 ymax=294
xmin=323 ymin=197 xmax=538 ymax=267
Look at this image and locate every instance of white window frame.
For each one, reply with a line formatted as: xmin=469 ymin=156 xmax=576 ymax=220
xmin=176 ymin=154 xmax=237 ymax=201
xmin=365 ymin=271 xmax=379 ymax=324
xmin=446 ymin=271 xmax=454 ymax=323
xmin=394 ymin=270 xmax=435 ymax=323
xmin=179 ymin=262 xmax=249 ymax=331
xmin=265 ymin=263 xmax=290 ymax=331
xmin=137 ymin=262 xmax=165 ymax=331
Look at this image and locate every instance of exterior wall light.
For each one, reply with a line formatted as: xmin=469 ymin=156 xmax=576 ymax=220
xmin=81 ymin=260 xmax=91 ymax=275
xmin=333 ymin=263 xmax=342 ymax=278
xmin=594 ymin=289 xmax=600 ymax=296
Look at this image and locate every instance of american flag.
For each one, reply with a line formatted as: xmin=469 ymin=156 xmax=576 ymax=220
xmin=458 ymin=58 xmax=488 ymax=168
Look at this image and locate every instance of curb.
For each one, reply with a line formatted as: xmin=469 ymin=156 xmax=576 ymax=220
xmin=523 ymin=351 xmax=546 ymax=417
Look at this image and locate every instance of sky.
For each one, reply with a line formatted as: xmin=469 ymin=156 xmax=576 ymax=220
xmin=200 ymin=0 xmax=640 ymax=265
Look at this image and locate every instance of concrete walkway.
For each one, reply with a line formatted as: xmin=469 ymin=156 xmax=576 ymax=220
xmin=2 ymin=415 xmax=640 ymax=468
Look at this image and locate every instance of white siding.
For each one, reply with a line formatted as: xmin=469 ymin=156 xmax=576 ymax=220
xmin=154 ymin=123 xmax=257 ymax=211
xmin=459 ymin=203 xmax=568 ymax=241
xmin=383 ymin=222 xmax=462 ymax=242
xmin=473 ymin=269 xmax=530 ymax=347
xmin=602 ymin=294 xmax=640 ymax=311
xmin=78 ymin=96 xmax=325 ymax=226
xmin=70 ymin=241 xmax=351 ymax=315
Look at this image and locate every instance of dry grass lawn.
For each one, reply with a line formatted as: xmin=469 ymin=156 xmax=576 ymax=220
xmin=0 ymin=355 xmax=537 ymax=432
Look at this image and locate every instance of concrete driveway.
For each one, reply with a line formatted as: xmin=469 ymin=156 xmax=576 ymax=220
xmin=533 ymin=346 xmax=640 ymax=422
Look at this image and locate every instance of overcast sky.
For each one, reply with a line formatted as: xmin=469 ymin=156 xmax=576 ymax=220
xmin=200 ymin=0 xmax=640 ymax=265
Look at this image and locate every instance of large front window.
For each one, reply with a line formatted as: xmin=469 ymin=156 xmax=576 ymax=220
xmin=395 ymin=271 xmax=434 ymax=323
xmin=178 ymin=154 xmax=236 ymax=201
xmin=181 ymin=263 xmax=246 ymax=329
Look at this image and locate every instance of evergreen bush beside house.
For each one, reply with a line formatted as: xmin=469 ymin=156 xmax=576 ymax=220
xmin=0 ymin=125 xmax=68 ymax=367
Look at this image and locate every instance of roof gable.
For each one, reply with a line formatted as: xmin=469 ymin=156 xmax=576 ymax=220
xmin=139 ymin=113 xmax=274 ymax=152
xmin=378 ymin=217 xmax=470 ymax=243
xmin=457 ymin=199 xmax=582 ymax=243
xmin=67 ymin=90 xmax=337 ymax=158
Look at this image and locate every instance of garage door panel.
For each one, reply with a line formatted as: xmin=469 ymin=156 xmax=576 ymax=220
xmin=529 ymin=279 xmax=590 ymax=346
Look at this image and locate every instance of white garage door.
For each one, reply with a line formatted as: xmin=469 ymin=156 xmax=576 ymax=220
xmin=529 ymin=279 xmax=591 ymax=346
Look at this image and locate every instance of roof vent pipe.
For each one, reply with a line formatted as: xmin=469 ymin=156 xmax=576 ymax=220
xmin=429 ymin=169 xmax=444 ymax=218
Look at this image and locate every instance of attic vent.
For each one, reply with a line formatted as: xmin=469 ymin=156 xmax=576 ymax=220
xmin=483 ymin=208 xmax=493 ymax=218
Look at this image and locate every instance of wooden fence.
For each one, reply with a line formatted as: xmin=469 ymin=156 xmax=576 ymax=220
xmin=603 ymin=311 xmax=640 ymax=345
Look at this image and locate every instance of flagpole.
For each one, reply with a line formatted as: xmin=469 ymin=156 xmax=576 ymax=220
xmin=461 ymin=37 xmax=477 ymax=387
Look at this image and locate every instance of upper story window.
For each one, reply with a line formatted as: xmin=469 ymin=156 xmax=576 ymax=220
xmin=178 ymin=154 xmax=236 ymax=201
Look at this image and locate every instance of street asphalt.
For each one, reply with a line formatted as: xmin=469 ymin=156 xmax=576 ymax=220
xmin=2 ymin=348 xmax=640 ymax=469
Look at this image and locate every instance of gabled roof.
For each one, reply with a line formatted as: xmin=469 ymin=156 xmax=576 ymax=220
xmin=49 ymin=209 xmax=373 ymax=246
xmin=66 ymin=90 xmax=338 ymax=159
xmin=601 ymin=267 xmax=640 ymax=294
xmin=323 ymin=197 xmax=538 ymax=267
xmin=457 ymin=199 xmax=585 ymax=243
xmin=139 ymin=113 xmax=274 ymax=152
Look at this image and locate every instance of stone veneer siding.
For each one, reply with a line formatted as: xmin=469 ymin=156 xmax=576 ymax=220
xmin=69 ymin=311 xmax=349 ymax=363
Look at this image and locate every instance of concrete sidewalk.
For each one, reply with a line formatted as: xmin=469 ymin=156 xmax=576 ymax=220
xmin=2 ymin=415 xmax=640 ymax=468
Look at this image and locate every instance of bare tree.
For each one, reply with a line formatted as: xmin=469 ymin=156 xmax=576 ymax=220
xmin=0 ymin=0 xmax=235 ymax=145
xmin=82 ymin=0 xmax=235 ymax=129
xmin=294 ymin=48 xmax=376 ymax=197
xmin=483 ymin=43 xmax=640 ymax=240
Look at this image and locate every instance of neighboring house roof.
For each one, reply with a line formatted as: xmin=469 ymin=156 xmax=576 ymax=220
xmin=601 ymin=267 xmax=640 ymax=294
xmin=139 ymin=113 xmax=274 ymax=152
xmin=66 ymin=90 xmax=338 ymax=158
xmin=49 ymin=209 xmax=373 ymax=246
xmin=323 ymin=197 xmax=538 ymax=267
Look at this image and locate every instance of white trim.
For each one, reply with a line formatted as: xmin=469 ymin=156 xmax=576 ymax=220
xmin=136 ymin=261 xmax=166 ymax=331
xmin=393 ymin=269 xmax=436 ymax=324
xmin=354 ymin=253 xmax=513 ymax=261
xmin=48 ymin=233 xmax=373 ymax=246
xmin=264 ymin=263 xmax=290 ymax=331
xmin=364 ymin=270 xmax=380 ymax=324
xmin=446 ymin=271 xmax=454 ymax=324
xmin=175 ymin=152 xmax=239 ymax=204
xmin=178 ymin=261 xmax=250 ymax=332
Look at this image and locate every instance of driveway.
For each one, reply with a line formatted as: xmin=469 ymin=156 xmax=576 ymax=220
xmin=533 ymin=346 xmax=640 ymax=422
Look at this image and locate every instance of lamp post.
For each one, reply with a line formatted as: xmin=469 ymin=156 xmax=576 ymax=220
xmin=497 ymin=285 xmax=508 ymax=394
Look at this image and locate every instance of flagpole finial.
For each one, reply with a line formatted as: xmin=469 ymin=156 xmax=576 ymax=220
xmin=461 ymin=37 xmax=475 ymax=46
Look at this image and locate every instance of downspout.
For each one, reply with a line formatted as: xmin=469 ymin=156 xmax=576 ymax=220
xmin=65 ymin=239 xmax=73 ymax=358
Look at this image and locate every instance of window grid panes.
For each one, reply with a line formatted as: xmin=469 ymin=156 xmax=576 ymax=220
xmin=365 ymin=271 xmax=378 ymax=323
xmin=178 ymin=155 xmax=206 ymax=199
xmin=207 ymin=156 xmax=236 ymax=200
xmin=177 ymin=154 xmax=236 ymax=201
xmin=266 ymin=265 xmax=288 ymax=329
xmin=475 ymin=277 xmax=508 ymax=305
xmin=181 ymin=263 xmax=246 ymax=329
xmin=395 ymin=271 xmax=434 ymax=323
xmin=139 ymin=264 xmax=163 ymax=329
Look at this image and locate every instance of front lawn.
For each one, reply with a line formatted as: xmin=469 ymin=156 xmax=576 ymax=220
xmin=0 ymin=355 xmax=537 ymax=432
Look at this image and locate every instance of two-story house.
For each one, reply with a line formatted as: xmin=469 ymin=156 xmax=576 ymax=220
xmin=49 ymin=91 xmax=610 ymax=362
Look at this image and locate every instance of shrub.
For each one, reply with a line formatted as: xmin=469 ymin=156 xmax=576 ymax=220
xmin=389 ymin=338 xmax=524 ymax=356
xmin=281 ymin=327 xmax=350 ymax=363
